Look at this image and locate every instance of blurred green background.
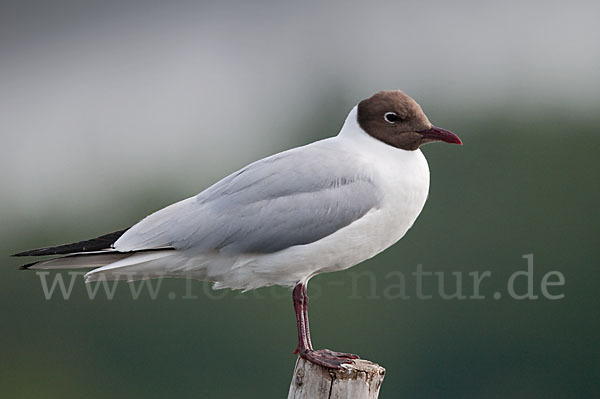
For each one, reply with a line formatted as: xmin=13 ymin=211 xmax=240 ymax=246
xmin=1 ymin=1 xmax=599 ymax=398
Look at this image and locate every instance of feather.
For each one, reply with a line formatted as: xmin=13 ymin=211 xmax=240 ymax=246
xmin=12 ymin=228 xmax=130 ymax=257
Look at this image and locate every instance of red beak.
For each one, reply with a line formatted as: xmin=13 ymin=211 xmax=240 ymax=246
xmin=417 ymin=126 xmax=462 ymax=145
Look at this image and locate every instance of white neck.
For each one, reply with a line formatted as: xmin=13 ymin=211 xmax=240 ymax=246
xmin=337 ymin=106 xmax=362 ymax=139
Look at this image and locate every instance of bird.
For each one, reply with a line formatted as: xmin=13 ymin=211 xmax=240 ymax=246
xmin=13 ymin=90 xmax=462 ymax=369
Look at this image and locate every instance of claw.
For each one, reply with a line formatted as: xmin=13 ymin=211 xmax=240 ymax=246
xmin=299 ymin=348 xmax=360 ymax=369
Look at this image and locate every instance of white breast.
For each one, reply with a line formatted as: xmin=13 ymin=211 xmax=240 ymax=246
xmin=302 ymin=107 xmax=431 ymax=273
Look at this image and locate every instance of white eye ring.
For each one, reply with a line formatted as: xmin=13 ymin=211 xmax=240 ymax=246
xmin=384 ymin=112 xmax=398 ymax=124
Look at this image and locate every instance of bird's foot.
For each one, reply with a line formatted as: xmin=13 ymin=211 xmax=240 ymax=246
xmin=299 ymin=348 xmax=360 ymax=369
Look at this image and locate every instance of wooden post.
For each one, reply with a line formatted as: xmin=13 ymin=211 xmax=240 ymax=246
xmin=287 ymin=357 xmax=385 ymax=399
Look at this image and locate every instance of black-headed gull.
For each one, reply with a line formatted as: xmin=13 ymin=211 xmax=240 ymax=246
xmin=14 ymin=90 xmax=462 ymax=368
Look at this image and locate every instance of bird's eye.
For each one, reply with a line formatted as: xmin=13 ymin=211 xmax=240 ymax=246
xmin=384 ymin=112 xmax=398 ymax=124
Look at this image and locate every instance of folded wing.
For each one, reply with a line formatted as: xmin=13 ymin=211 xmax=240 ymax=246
xmin=115 ymin=144 xmax=381 ymax=255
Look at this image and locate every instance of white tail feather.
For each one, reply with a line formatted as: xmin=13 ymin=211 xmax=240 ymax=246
xmin=84 ymin=251 xmax=176 ymax=282
xmin=26 ymin=252 xmax=133 ymax=270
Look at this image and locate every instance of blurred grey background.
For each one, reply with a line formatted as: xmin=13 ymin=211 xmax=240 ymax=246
xmin=1 ymin=1 xmax=599 ymax=398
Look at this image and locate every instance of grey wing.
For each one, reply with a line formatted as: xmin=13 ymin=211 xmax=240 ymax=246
xmin=114 ymin=144 xmax=381 ymax=254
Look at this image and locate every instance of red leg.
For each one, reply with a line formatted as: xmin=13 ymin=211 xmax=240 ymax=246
xmin=292 ymin=282 xmax=359 ymax=369
xmin=293 ymin=284 xmax=311 ymax=353
xmin=301 ymin=283 xmax=313 ymax=351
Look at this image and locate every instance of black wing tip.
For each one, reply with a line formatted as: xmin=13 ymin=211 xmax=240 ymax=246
xmin=13 ymin=249 xmax=48 ymax=257
xmin=11 ymin=228 xmax=131 ymax=258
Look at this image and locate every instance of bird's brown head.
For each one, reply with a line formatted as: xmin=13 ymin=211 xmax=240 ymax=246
xmin=357 ymin=90 xmax=462 ymax=151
